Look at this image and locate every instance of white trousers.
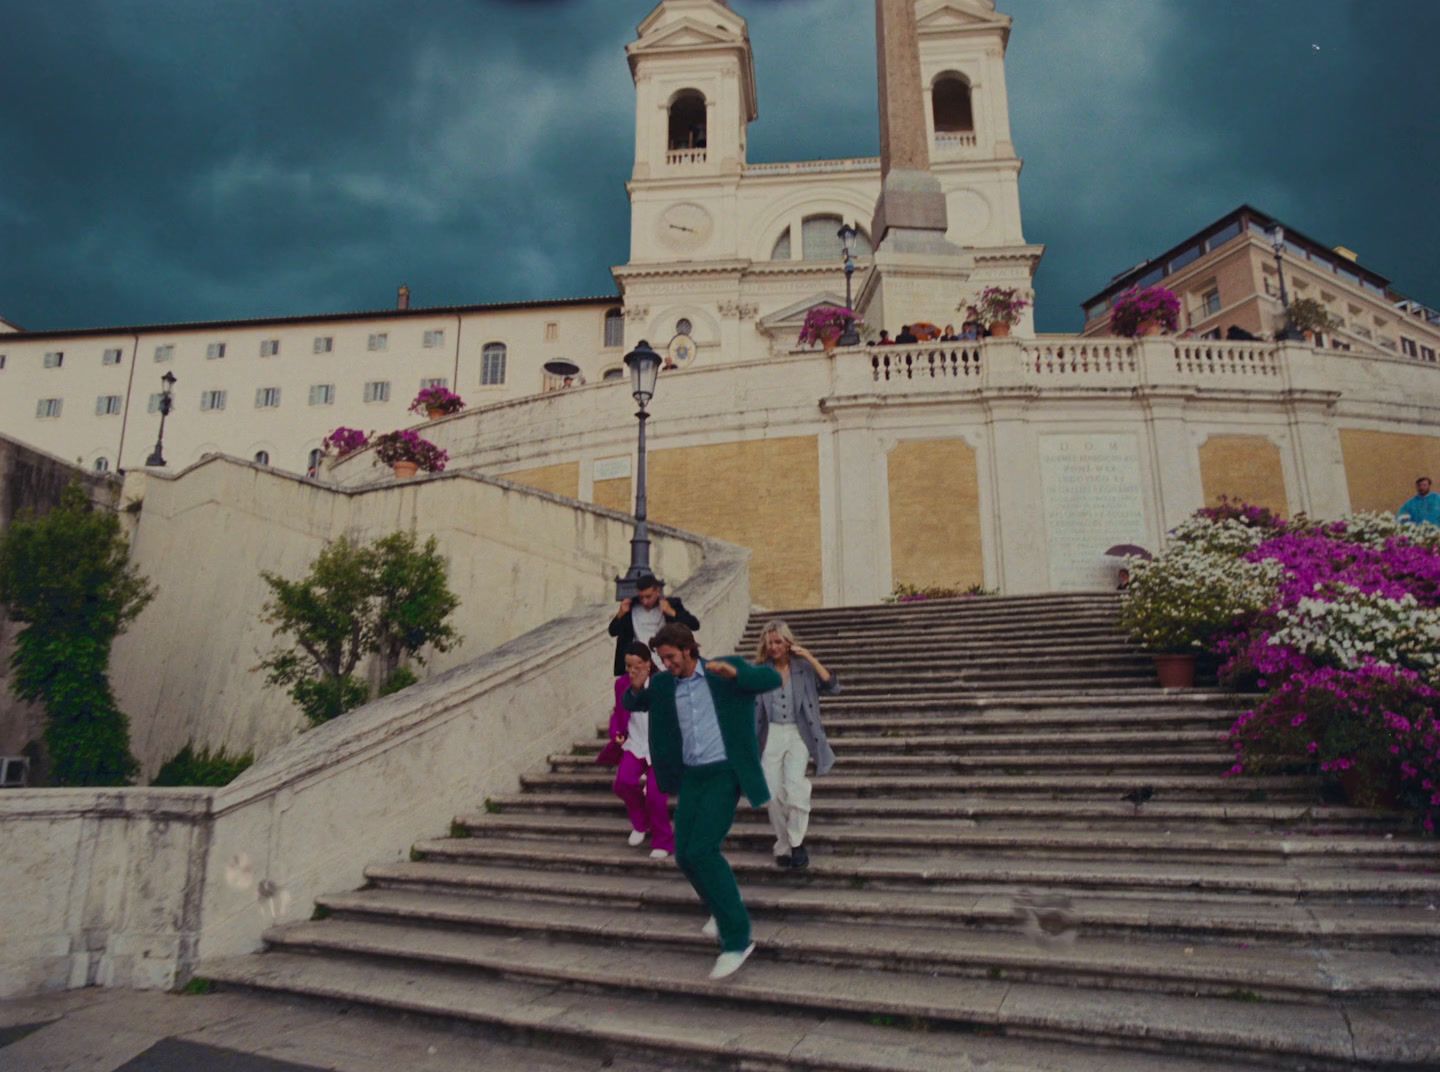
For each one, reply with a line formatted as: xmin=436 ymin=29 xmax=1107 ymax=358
xmin=761 ymin=722 xmax=812 ymax=856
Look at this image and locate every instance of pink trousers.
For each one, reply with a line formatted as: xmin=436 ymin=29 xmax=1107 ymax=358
xmin=613 ymin=750 xmax=675 ymax=853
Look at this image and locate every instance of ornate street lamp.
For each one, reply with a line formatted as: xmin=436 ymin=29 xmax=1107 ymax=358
xmin=145 ymin=371 xmax=177 ymax=467
xmin=837 ymin=222 xmax=860 ymax=346
xmin=615 ymin=340 xmax=663 ymax=599
xmin=1270 ymin=226 xmax=1303 ymax=341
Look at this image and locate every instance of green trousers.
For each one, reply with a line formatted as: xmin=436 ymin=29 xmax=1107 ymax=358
xmin=674 ymin=762 xmax=750 ymax=952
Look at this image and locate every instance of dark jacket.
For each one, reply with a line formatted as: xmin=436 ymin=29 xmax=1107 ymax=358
xmin=623 ymin=656 xmax=781 ymax=807
xmin=607 ymin=596 xmax=700 ymax=675
xmin=755 ymin=659 xmax=840 ymax=776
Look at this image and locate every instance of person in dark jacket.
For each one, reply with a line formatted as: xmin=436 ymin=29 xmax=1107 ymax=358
xmin=753 ymin=620 xmax=839 ymax=870
xmin=607 ymin=573 xmax=700 ymax=675
xmin=623 ymin=622 xmax=780 ymax=980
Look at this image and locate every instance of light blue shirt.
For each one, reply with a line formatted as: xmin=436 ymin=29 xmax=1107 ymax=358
xmin=1399 ymin=492 xmax=1440 ymax=526
xmin=674 ymin=664 xmax=727 ymax=767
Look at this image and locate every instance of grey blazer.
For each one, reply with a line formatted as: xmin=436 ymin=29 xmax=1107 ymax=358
xmin=755 ymin=658 xmax=840 ymax=776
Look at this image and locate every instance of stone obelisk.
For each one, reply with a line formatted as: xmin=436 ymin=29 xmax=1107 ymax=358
xmin=856 ymin=0 xmax=968 ymax=334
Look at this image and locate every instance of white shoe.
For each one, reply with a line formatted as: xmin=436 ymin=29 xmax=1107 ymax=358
xmin=649 ymin=848 xmax=671 ymax=860
xmin=709 ymin=942 xmax=756 ymax=980
xmin=701 ymin=916 xmax=718 ymax=939
xmin=627 ymin=830 xmax=646 ymax=847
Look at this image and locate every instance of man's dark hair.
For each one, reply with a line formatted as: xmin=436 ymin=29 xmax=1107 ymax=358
xmin=623 ymin=640 xmax=653 ymax=663
xmin=1418 ymin=477 xmax=1431 ymax=484
xmin=635 ymin=574 xmax=661 ymax=592
xmin=651 ymin=623 xmax=699 ymax=658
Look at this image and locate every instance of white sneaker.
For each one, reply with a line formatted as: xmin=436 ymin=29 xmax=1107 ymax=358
xmin=701 ymin=916 xmax=718 ymax=939
xmin=627 ymin=830 xmax=646 ymax=847
xmin=708 ymin=942 xmax=756 ymax=980
xmin=649 ymin=848 xmax=671 ymax=860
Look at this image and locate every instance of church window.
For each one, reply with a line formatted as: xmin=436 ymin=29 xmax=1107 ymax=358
xmin=604 ymin=308 xmax=624 ymax=348
xmin=770 ymin=228 xmax=792 ymax=261
xmin=932 ymin=73 xmax=974 ymax=134
xmin=667 ymin=90 xmax=707 ymax=151
xmin=482 ymin=343 xmax=507 ymax=385
xmin=602 ymin=367 xmax=625 ymax=382
xmin=254 ymin=451 xmax=270 ymax=466
xmin=93 ymin=457 xmax=110 ymax=473
xmin=800 ymin=216 xmax=872 ymax=262
xmin=675 ymin=318 xmax=693 ymax=337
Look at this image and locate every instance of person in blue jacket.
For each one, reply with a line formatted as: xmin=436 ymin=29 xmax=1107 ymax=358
xmin=1398 ymin=477 xmax=1440 ymax=526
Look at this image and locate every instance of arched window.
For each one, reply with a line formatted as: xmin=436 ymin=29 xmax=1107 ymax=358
xmin=93 ymin=457 xmax=110 ymax=473
xmin=668 ymin=90 xmax=707 ymax=151
xmin=675 ymin=318 xmax=693 ymax=337
xmin=604 ymin=308 xmax=624 ymax=348
xmin=254 ymin=450 xmax=270 ymax=466
xmin=602 ymin=367 xmax=626 ymax=382
xmin=481 ymin=342 xmax=507 ymax=386
xmin=800 ymin=216 xmax=873 ymax=261
xmin=932 ymin=73 xmax=974 ymax=134
xmin=769 ymin=227 xmax=792 ymax=261
xmin=306 ymin=448 xmax=323 ymax=474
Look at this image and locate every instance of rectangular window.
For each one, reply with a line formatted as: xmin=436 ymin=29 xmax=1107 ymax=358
xmin=1167 ymin=245 xmax=1200 ymax=273
xmin=95 ymin=394 xmax=122 ymax=416
xmin=0 ymin=354 xmax=6 ymax=370
xmin=36 ymin=398 xmax=62 ymax=418
xmin=308 ymin=383 xmax=336 ymax=406
xmin=363 ymin=380 xmax=391 ymax=403
xmin=544 ymin=322 xmax=558 ymax=341
xmin=313 ymin=336 xmax=333 ymax=354
xmin=604 ymin=314 xmax=624 ymax=348
xmin=200 ymin=390 xmax=227 ymax=412
xmin=422 ymin=329 xmax=445 ymax=348
xmin=1401 ymin=337 xmax=1419 ymax=358
xmin=260 ymin=338 xmax=280 ymax=357
xmin=206 ymin=342 xmax=227 ymax=359
xmin=148 ymin=392 xmax=163 ymax=413
xmin=420 ymin=377 xmax=448 ymax=390
xmin=1201 ymin=288 xmax=1222 ymax=317
xmin=368 ymin=332 xmax=388 ymax=351
xmin=1206 ymin=221 xmax=1242 ymax=249
xmin=255 ymin=387 xmax=282 ymax=408
xmin=154 ymin=344 xmax=174 ymax=362
xmin=43 ymin=351 xmax=64 ymax=368
xmin=102 ymin=347 xmax=124 ymax=366
xmin=481 ymin=347 xmax=507 ymax=386
xmin=1422 ymin=346 xmax=1437 ymax=363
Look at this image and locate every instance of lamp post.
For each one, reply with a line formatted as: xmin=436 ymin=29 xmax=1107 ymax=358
xmin=1270 ymin=226 xmax=1303 ymax=341
xmin=837 ymin=222 xmax=860 ymax=346
xmin=145 ymin=371 xmax=177 ymax=467
xmin=615 ymin=340 xmax=663 ymax=600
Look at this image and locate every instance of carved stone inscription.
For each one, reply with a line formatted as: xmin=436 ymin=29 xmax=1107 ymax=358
xmin=1039 ymin=433 xmax=1148 ymax=590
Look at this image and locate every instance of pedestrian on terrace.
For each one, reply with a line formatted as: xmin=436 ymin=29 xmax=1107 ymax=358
xmin=754 ymin=620 xmax=839 ymax=871
xmin=1398 ymin=476 xmax=1440 ymax=526
xmin=610 ymin=641 xmax=675 ymax=860
xmin=622 ymin=623 xmax=780 ymax=979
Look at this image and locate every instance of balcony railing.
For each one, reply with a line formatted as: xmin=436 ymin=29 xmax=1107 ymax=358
xmin=666 ymin=148 xmax=707 ymax=166
xmin=935 ymin=130 xmax=977 ymax=149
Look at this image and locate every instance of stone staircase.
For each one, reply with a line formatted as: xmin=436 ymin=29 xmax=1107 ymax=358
xmin=203 ymin=594 xmax=1440 ymax=1071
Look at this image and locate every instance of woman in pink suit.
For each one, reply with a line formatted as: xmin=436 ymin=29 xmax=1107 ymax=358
xmin=611 ymin=640 xmax=675 ymax=859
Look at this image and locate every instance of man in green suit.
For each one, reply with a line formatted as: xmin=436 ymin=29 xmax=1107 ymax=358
xmin=624 ymin=622 xmax=781 ymax=979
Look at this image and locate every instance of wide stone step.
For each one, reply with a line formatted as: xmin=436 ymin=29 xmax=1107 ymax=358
xmin=200 ymin=951 xmax=1287 ymax=1072
xmin=816 ymin=690 xmax=1249 ymax=713
xmin=486 ymin=791 xmax=1404 ymax=832
xmin=362 ymin=859 xmax=1440 ymax=951
xmin=575 ymin=727 xmax=1230 ymax=755
xmin=519 ymin=770 xmax=1314 ymax=801
xmin=548 ymin=751 xmax=1233 ymax=775
xmin=306 ymin=888 xmax=1440 ymax=1005
xmin=458 ymin=812 xmax=1440 ymax=867
xmin=209 ymin=921 xmax=1437 ymax=1070
xmin=411 ymin=837 xmax=1440 ymax=903
xmin=813 ymin=708 xmax=1242 ymax=733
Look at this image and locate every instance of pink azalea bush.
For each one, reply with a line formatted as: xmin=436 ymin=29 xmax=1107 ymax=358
xmin=321 ymin=427 xmax=371 ymax=457
xmin=372 ymin=429 xmax=449 ymax=473
xmin=409 ymin=386 xmax=466 ymax=416
xmin=967 ymin=286 xmax=1030 ymax=327
xmin=1108 ymin=285 xmax=1181 ymax=337
xmin=798 ymin=305 xmax=861 ymax=346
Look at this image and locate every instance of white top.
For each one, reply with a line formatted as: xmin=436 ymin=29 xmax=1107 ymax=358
xmin=624 ymin=679 xmax=651 ymax=761
xmin=630 ymin=602 xmax=666 ymax=668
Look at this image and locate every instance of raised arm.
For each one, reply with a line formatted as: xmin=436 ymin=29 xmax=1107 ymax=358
xmin=730 ymin=658 xmax=782 ymax=695
xmin=622 ymin=685 xmax=653 ymax=712
xmin=662 ymin=596 xmax=700 ymax=631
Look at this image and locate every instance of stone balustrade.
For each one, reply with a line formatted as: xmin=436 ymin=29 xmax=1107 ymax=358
xmin=665 ymin=148 xmax=706 ymax=166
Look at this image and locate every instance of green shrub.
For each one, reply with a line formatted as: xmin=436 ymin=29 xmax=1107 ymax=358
xmin=151 ymin=743 xmax=254 ymax=787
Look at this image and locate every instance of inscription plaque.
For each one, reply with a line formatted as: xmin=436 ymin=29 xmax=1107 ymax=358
xmin=1039 ymin=433 xmax=1149 ymax=590
xmin=594 ymin=456 xmax=632 ymax=482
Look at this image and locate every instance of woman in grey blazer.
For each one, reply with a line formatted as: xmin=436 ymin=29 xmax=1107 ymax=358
xmin=754 ymin=620 xmax=840 ymax=870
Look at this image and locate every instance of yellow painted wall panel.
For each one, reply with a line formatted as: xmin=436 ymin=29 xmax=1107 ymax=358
xmin=592 ymin=476 xmax=632 ymax=514
xmin=1198 ymin=436 xmax=1287 ymax=513
xmin=887 ymin=439 xmax=984 ymax=592
xmin=501 ymin=462 xmax=579 ymax=500
xmin=1340 ymin=430 xmax=1440 ymax=513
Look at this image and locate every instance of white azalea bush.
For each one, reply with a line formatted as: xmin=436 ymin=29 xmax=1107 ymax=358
xmin=1266 ymin=586 xmax=1440 ymax=679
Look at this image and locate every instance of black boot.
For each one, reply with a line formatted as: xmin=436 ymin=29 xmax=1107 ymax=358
xmin=789 ymin=845 xmax=809 ymax=870
xmin=774 ymin=854 xmax=792 ymax=869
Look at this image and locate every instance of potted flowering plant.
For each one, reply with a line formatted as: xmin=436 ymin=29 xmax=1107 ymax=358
xmin=967 ymin=286 xmax=1029 ymax=337
xmin=798 ymin=305 xmax=862 ymax=353
xmin=1108 ymin=285 xmax=1181 ymax=338
xmin=321 ymin=426 xmax=370 ymax=459
xmin=372 ymin=429 xmax=449 ymax=479
xmin=1286 ymin=297 xmax=1340 ymax=341
xmin=410 ymin=386 xmax=465 ymax=420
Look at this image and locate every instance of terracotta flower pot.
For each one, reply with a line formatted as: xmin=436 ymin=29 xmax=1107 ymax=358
xmin=426 ymin=406 xmax=446 ymax=420
xmin=1153 ymin=653 xmax=1196 ymax=688
xmin=1136 ymin=319 xmax=1162 ymax=337
xmin=1337 ymin=767 xmax=1400 ymax=811
xmin=392 ymin=461 xmax=420 ymax=480
xmin=988 ymin=321 xmax=1012 ymax=338
xmin=820 ymin=327 xmax=842 ymax=354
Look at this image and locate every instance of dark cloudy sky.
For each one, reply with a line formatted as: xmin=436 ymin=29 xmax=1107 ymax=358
xmin=2 ymin=0 xmax=1436 ymax=333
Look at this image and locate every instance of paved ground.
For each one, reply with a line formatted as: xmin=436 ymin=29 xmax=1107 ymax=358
xmin=0 ymin=988 xmax=662 ymax=1072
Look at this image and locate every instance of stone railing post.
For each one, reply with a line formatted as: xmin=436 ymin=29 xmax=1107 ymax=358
xmin=980 ymin=336 xmax=1025 ymax=391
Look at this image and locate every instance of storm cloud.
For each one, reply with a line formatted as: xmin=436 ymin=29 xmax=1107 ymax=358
xmin=1 ymin=0 xmax=1435 ymax=332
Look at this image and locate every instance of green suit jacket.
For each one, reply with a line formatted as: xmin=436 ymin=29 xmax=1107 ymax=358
xmin=623 ymin=656 xmax=781 ymax=807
